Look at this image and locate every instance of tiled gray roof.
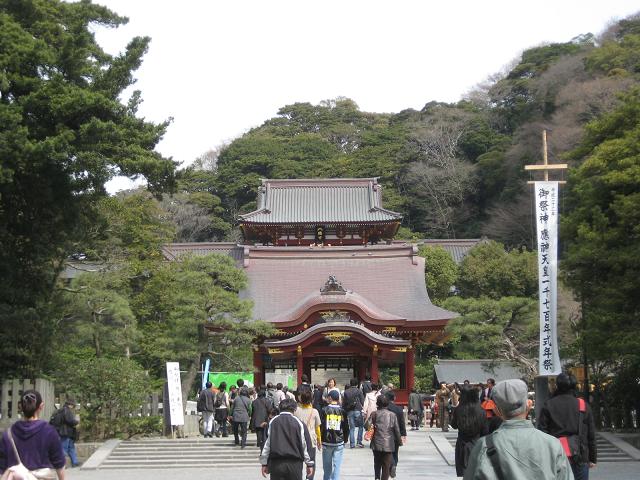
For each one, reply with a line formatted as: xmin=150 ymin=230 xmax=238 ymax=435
xmin=240 ymin=244 xmax=457 ymax=323
xmin=60 ymin=262 xmax=107 ymax=279
xmin=239 ymin=178 xmax=402 ymax=224
xmin=161 ymin=243 xmax=244 ymax=264
xmin=160 ymin=242 xmax=460 ymax=324
xmin=434 ymin=359 xmax=526 ymax=384
xmin=394 ymin=238 xmax=485 ymax=263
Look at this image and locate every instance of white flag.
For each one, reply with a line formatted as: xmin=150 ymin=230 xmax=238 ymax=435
xmin=166 ymin=362 xmax=185 ymax=426
xmin=535 ymin=182 xmax=561 ymax=376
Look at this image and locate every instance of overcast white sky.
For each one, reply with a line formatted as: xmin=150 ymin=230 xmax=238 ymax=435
xmin=96 ymin=0 xmax=639 ymax=193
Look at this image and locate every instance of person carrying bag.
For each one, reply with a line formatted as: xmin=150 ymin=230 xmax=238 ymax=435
xmin=0 ymin=391 xmax=65 ymax=480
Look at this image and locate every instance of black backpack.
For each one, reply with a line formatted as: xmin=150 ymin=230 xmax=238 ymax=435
xmin=214 ymin=391 xmax=224 ymax=408
xmin=50 ymin=408 xmax=64 ymax=433
xmin=345 ymin=389 xmax=361 ymax=410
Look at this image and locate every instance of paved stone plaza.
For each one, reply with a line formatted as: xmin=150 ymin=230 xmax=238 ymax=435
xmin=67 ymin=426 xmax=640 ymax=480
xmin=69 ymin=428 xmax=456 ymax=480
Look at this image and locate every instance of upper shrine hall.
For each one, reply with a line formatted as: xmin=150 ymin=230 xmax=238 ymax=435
xmin=163 ymin=178 xmax=470 ymax=404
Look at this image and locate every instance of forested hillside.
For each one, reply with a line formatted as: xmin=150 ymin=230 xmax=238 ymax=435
xmin=1 ymin=1 xmax=638 ymax=435
xmin=169 ymin=15 xmax=639 ymax=249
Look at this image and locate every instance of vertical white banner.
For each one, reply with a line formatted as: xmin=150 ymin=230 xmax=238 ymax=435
xmin=166 ymin=362 xmax=185 ymax=426
xmin=535 ymin=182 xmax=561 ymax=376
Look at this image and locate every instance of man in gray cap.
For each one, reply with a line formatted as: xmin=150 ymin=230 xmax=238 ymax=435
xmin=463 ymin=379 xmax=573 ymax=480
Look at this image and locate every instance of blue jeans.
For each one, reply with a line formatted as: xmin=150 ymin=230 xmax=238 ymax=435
xmin=322 ymin=443 xmax=344 ymax=480
xmin=571 ymin=462 xmax=589 ymax=480
xmin=347 ymin=410 xmax=363 ymax=446
xmin=61 ymin=437 xmax=79 ymax=466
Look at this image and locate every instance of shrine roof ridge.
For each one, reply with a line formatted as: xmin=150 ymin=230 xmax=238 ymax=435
xmin=239 ymin=177 xmax=402 ymax=224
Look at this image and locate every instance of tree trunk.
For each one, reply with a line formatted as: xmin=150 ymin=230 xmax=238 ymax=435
xmin=592 ymin=382 xmax=602 ymax=429
xmin=93 ymin=332 xmax=101 ymax=357
xmin=177 ymin=355 xmax=200 ymax=438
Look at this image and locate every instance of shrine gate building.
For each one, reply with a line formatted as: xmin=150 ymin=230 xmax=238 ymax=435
xmin=163 ymin=178 xmax=461 ymax=404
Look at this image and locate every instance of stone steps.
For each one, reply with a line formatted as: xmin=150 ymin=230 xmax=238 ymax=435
xmin=94 ymin=437 xmax=263 ymax=469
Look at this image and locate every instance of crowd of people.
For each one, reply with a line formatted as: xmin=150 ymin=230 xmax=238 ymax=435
xmin=0 ymin=371 xmax=597 ymax=480
xmin=449 ymin=374 xmax=597 ymax=479
xmin=198 ymin=372 xmax=598 ymax=480
xmin=198 ymin=375 xmax=409 ymax=480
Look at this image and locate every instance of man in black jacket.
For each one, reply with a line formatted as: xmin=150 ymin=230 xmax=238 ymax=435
xmin=538 ymin=373 xmax=597 ymax=480
xmin=384 ymin=390 xmax=406 ymax=479
xmin=51 ymin=399 xmax=80 ymax=467
xmin=343 ymin=378 xmax=365 ymax=448
xmin=199 ymin=382 xmax=216 ymax=437
xmin=297 ymin=374 xmax=313 ymax=402
xmin=252 ymin=388 xmax=273 ymax=450
xmin=360 ymin=375 xmax=373 ymax=395
xmin=260 ymin=398 xmax=314 ymax=480
xmin=322 ymin=390 xmax=345 ymax=480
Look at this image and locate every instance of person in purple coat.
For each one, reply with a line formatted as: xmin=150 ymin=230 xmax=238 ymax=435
xmin=0 ymin=390 xmax=66 ymax=479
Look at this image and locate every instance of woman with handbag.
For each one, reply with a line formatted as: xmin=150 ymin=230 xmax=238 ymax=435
xmin=0 ymin=390 xmax=66 ymax=480
xmin=362 ymin=383 xmax=380 ymax=428
xmin=369 ymin=395 xmax=402 ymax=480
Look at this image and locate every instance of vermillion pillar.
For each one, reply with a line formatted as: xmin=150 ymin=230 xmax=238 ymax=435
xmin=296 ymin=346 xmax=304 ymax=387
xmin=371 ymin=345 xmax=379 ymax=383
xmin=406 ymin=347 xmax=415 ymax=391
xmin=253 ymin=349 xmax=265 ymax=387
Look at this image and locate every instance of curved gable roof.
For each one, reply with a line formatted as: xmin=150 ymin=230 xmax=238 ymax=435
xmin=263 ymin=321 xmax=410 ymax=348
xmin=241 ymin=244 xmax=457 ymax=324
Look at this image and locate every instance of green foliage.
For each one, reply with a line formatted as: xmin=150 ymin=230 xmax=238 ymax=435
xmin=442 ymin=296 xmax=538 ymax=374
xmin=490 ymin=42 xmax=586 ymax=128
xmin=457 ymin=241 xmax=537 ymax=299
xmin=394 ymin=227 xmax=423 ymax=241
xmin=414 ymin=357 xmax=439 ymax=393
xmin=133 ymin=253 xmax=271 ymax=378
xmin=439 ymin=240 xmax=539 ymax=375
xmin=61 ymin=271 xmax=138 ymax=358
xmin=91 ymin=192 xmax=175 ymax=267
xmin=562 ymin=87 xmax=640 ymax=361
xmin=122 ymin=416 xmax=163 ymax=439
xmin=0 ymin=0 xmax=175 ymax=375
xmin=418 ymin=245 xmax=458 ymax=304
xmin=585 ymin=27 xmax=640 ymax=75
xmin=55 ymin=356 xmax=149 ymax=440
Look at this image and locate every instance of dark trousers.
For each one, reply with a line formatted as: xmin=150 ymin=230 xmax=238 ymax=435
xmin=571 ymin=462 xmax=589 ymax=480
xmin=373 ymin=450 xmax=394 ymax=480
xmin=256 ymin=427 xmax=266 ymax=449
xmin=268 ymin=458 xmax=304 ymax=480
xmin=215 ymin=409 xmax=228 ymax=436
xmin=392 ymin=447 xmax=399 ymax=466
xmin=307 ymin=447 xmax=316 ymax=480
xmin=233 ymin=421 xmax=248 ymax=446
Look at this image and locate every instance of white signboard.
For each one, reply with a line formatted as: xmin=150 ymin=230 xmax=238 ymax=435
xmin=166 ymin=362 xmax=184 ymax=426
xmin=534 ymin=182 xmax=561 ymax=376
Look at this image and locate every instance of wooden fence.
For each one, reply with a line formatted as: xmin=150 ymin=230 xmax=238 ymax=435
xmin=54 ymin=392 xmax=163 ymax=417
xmin=0 ymin=379 xmax=55 ymax=429
xmin=2 ymin=379 xmax=200 ymax=437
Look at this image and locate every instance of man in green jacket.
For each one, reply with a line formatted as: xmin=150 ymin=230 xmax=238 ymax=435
xmin=464 ymin=379 xmax=573 ymax=480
